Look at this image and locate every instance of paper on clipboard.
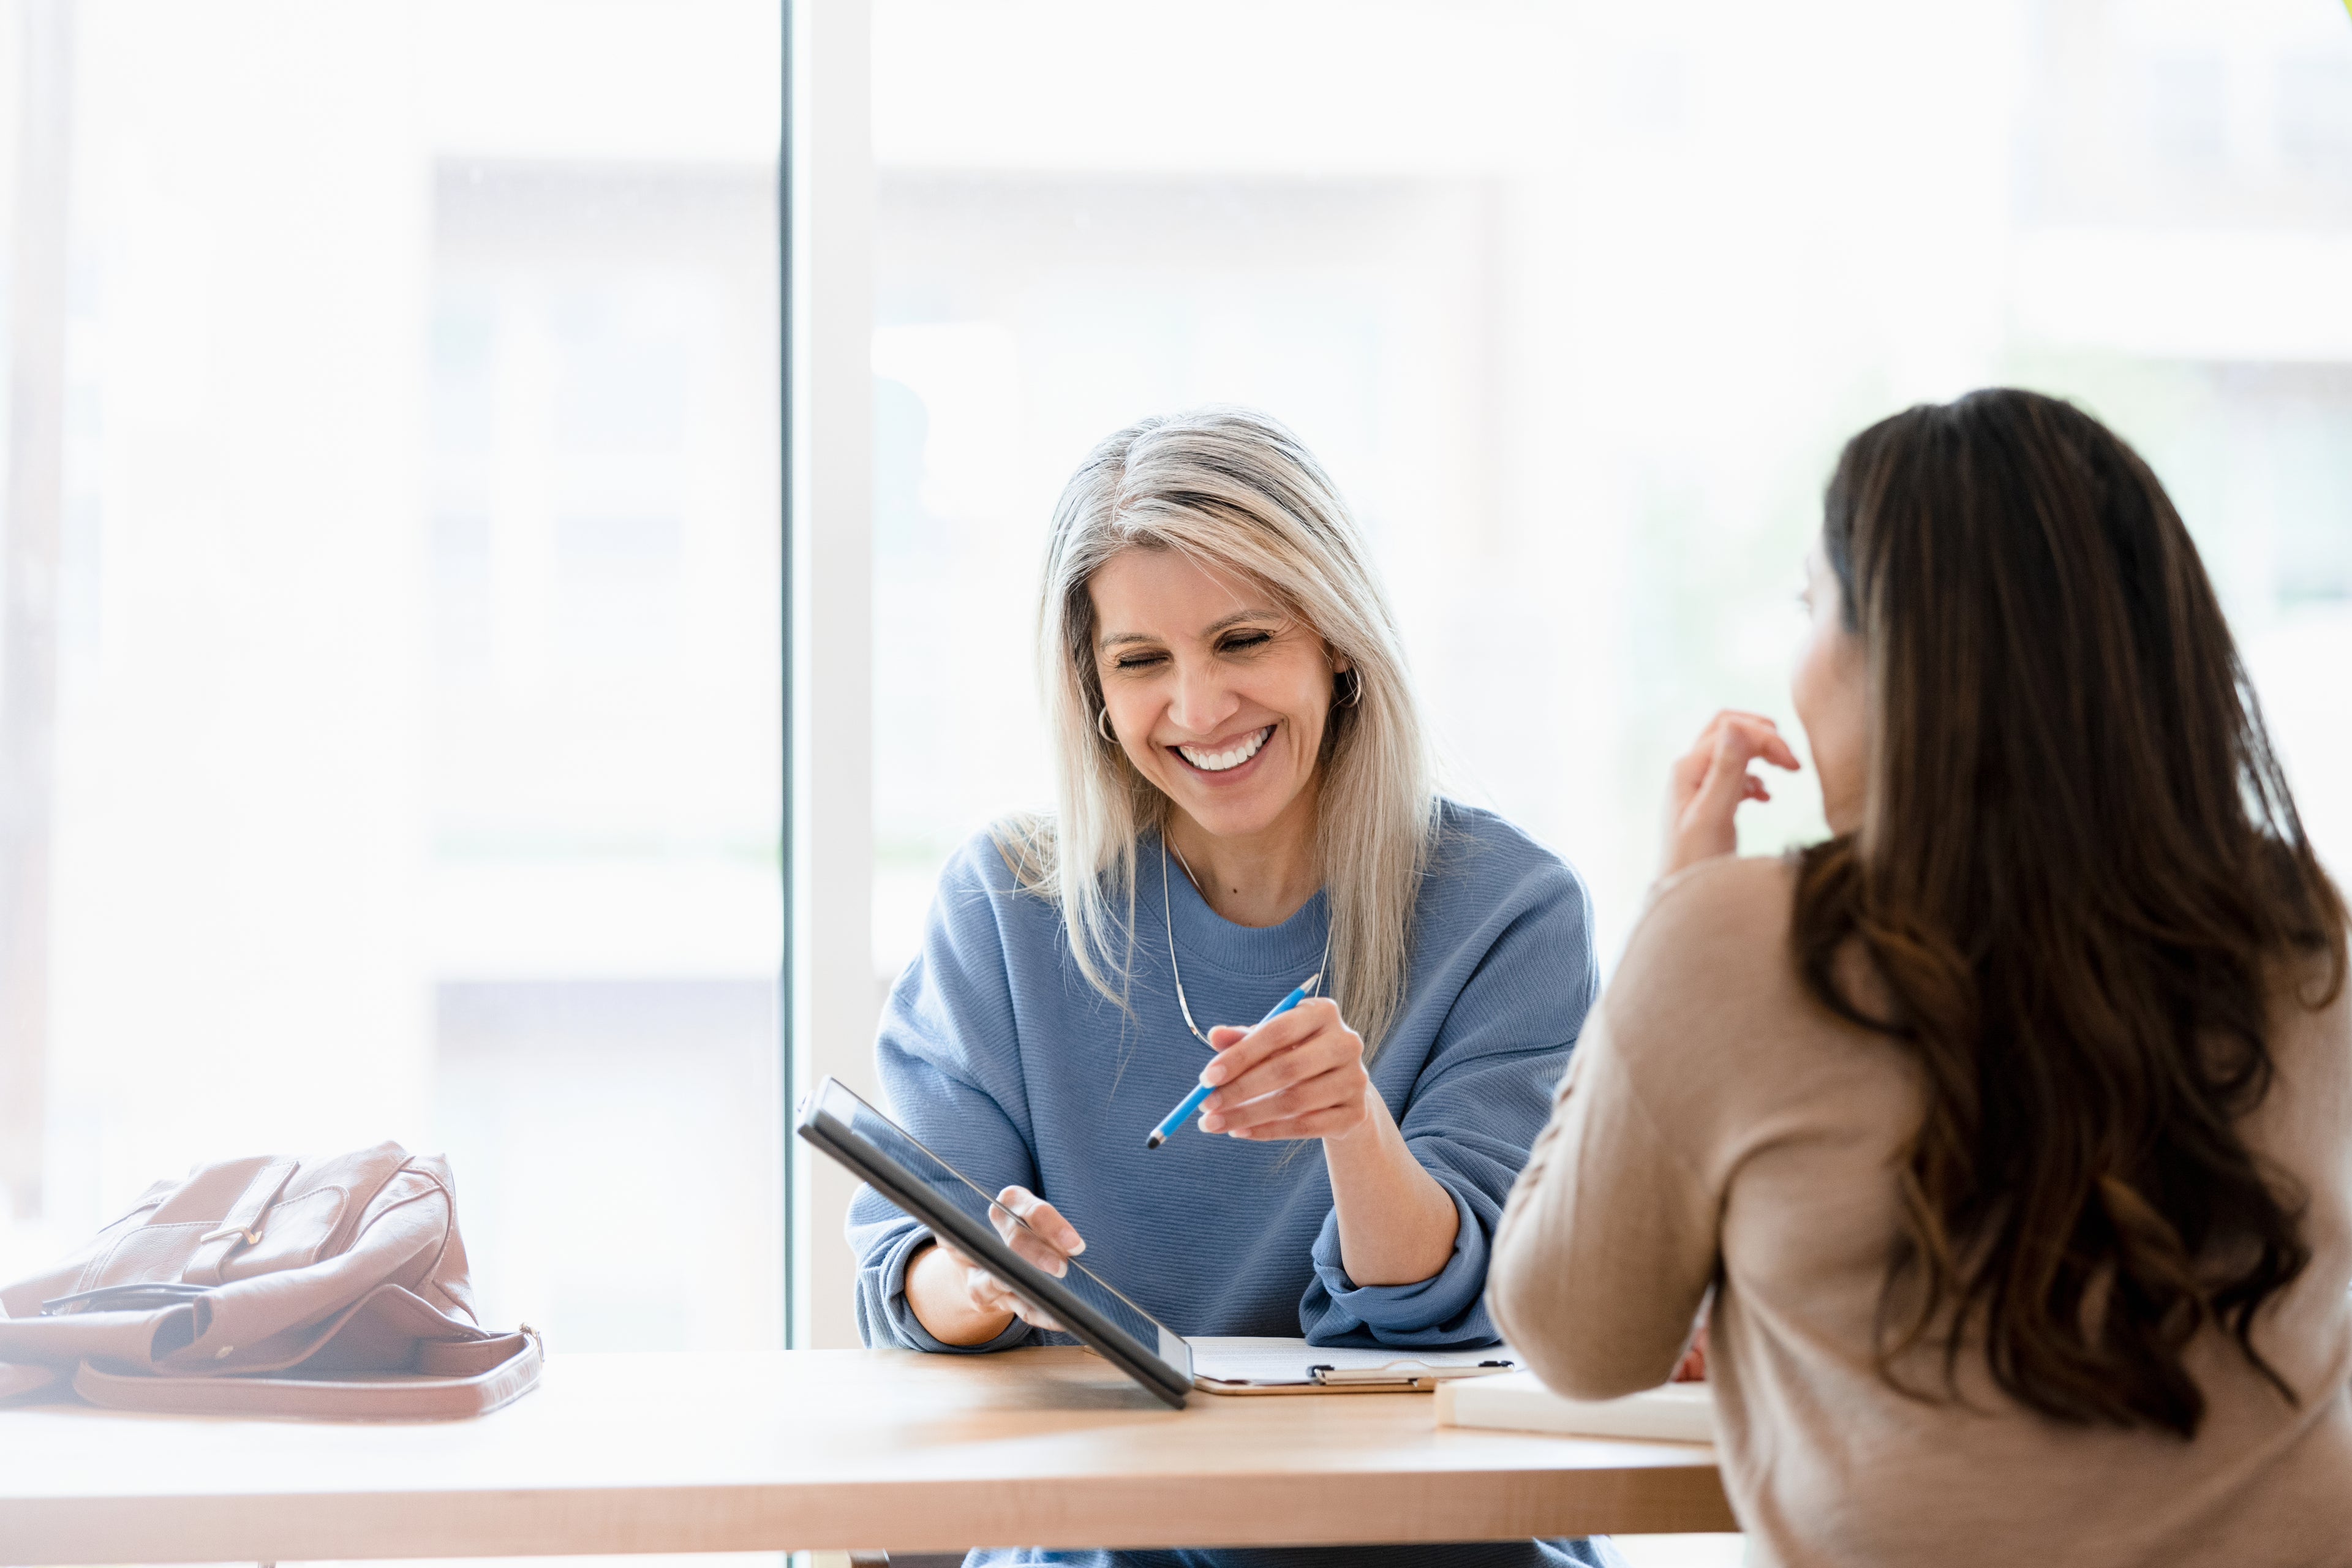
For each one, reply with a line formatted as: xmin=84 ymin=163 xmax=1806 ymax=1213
xmin=1189 ymin=1336 xmax=1517 ymax=1395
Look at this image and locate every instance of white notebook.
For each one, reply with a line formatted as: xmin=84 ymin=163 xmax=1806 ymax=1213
xmin=1188 ymin=1335 xmax=1517 ymax=1393
xmin=1436 ymin=1369 xmax=1716 ymax=1443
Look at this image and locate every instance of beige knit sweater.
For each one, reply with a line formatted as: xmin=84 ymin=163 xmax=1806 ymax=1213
xmin=1490 ymin=855 xmax=2352 ymax=1568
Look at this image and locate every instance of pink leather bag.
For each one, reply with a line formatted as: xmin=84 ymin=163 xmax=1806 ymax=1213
xmin=0 ymin=1143 xmax=541 ymax=1419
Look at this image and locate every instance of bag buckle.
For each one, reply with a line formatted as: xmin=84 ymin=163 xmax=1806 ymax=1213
xmin=198 ymin=1224 xmax=263 ymax=1247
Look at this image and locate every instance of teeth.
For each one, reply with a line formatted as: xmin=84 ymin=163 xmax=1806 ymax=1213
xmin=1179 ymin=726 xmax=1272 ymax=773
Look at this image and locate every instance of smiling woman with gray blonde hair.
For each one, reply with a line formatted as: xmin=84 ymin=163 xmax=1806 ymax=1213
xmin=850 ymin=407 xmax=1616 ymax=1568
xmin=1020 ymin=407 xmax=1433 ymax=1053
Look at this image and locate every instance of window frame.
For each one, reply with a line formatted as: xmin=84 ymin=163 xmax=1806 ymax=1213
xmin=785 ymin=0 xmax=880 ymax=1351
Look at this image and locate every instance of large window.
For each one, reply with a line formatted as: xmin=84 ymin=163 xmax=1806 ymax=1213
xmin=867 ymin=0 xmax=2352 ymax=982
xmin=0 ymin=0 xmax=784 ymax=1357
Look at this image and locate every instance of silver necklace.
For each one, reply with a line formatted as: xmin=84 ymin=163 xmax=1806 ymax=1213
xmin=1159 ymin=832 xmax=1329 ymax=1052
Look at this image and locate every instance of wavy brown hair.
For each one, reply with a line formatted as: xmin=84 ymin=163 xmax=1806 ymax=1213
xmin=1792 ymin=388 xmax=2348 ymax=1438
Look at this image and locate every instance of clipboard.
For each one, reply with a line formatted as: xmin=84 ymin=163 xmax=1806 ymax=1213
xmin=1188 ymin=1335 xmax=1518 ymax=1396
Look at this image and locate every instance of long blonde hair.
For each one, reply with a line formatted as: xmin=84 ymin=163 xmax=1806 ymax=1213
xmin=998 ymin=407 xmax=1438 ymax=1054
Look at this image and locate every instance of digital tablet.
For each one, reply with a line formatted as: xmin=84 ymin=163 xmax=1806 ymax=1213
xmin=795 ymin=1076 xmax=1195 ymax=1408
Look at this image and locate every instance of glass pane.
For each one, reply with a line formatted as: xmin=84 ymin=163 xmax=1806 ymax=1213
xmin=0 ymin=0 xmax=783 ymax=1363
xmin=869 ymin=0 xmax=2352 ymax=987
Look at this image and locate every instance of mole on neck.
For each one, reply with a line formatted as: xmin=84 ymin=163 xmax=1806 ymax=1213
xmin=1166 ymin=797 xmax=1321 ymax=929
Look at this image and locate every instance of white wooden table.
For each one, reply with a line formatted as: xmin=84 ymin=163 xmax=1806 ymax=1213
xmin=0 ymin=1348 xmax=1732 ymax=1561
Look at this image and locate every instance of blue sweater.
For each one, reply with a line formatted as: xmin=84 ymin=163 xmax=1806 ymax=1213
xmin=849 ymin=802 xmax=1614 ymax=1568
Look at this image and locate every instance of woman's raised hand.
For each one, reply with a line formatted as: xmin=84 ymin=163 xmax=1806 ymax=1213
xmin=1662 ymin=710 xmax=1801 ymax=878
xmin=1197 ymin=997 xmax=1373 ymax=1142
xmin=912 ymin=1185 xmax=1085 ymax=1340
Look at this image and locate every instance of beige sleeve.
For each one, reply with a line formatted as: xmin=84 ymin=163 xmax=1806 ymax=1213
xmin=1488 ymin=902 xmax=1724 ymax=1400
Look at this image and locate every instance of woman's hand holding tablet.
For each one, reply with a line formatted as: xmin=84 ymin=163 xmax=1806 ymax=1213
xmin=910 ymin=1186 xmax=1085 ymax=1341
xmin=804 ymin=1077 xmax=1195 ymax=1406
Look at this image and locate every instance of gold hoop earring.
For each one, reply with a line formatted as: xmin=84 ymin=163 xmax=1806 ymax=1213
xmin=1098 ymin=707 xmax=1117 ymax=744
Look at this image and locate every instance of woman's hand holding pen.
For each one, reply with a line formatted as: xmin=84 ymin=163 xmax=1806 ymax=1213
xmin=905 ymin=1185 xmax=1087 ymax=1345
xmin=1198 ymin=997 xmax=1460 ymax=1287
xmin=1197 ymin=997 xmax=1371 ymax=1142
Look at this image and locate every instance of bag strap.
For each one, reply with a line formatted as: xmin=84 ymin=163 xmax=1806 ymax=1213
xmin=70 ymin=1327 xmax=543 ymax=1420
xmin=37 ymin=1281 xmax=211 ymax=1317
xmin=179 ymin=1156 xmax=298 ymax=1286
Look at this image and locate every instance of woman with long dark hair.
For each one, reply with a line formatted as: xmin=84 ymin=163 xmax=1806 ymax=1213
xmin=1490 ymin=388 xmax=2351 ymax=1565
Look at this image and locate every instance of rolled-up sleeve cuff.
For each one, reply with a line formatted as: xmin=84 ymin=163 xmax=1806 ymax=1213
xmin=875 ymin=1226 xmax=1035 ymax=1355
xmin=1310 ymin=1183 xmax=1491 ymax=1340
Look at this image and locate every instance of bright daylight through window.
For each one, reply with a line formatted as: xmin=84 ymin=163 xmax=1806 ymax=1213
xmin=868 ymin=0 xmax=2352 ymax=990
xmin=0 ymin=0 xmax=784 ymax=1357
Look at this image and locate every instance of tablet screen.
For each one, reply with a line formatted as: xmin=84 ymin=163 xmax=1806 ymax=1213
xmin=797 ymin=1077 xmax=1194 ymax=1407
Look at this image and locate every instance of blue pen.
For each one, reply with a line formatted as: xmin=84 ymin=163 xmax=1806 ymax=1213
xmin=1144 ymin=972 xmax=1321 ymax=1150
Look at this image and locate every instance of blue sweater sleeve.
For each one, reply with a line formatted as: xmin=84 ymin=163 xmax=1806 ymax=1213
xmin=847 ymin=842 xmax=1042 ymax=1354
xmin=1299 ymin=854 xmax=1599 ymax=1347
